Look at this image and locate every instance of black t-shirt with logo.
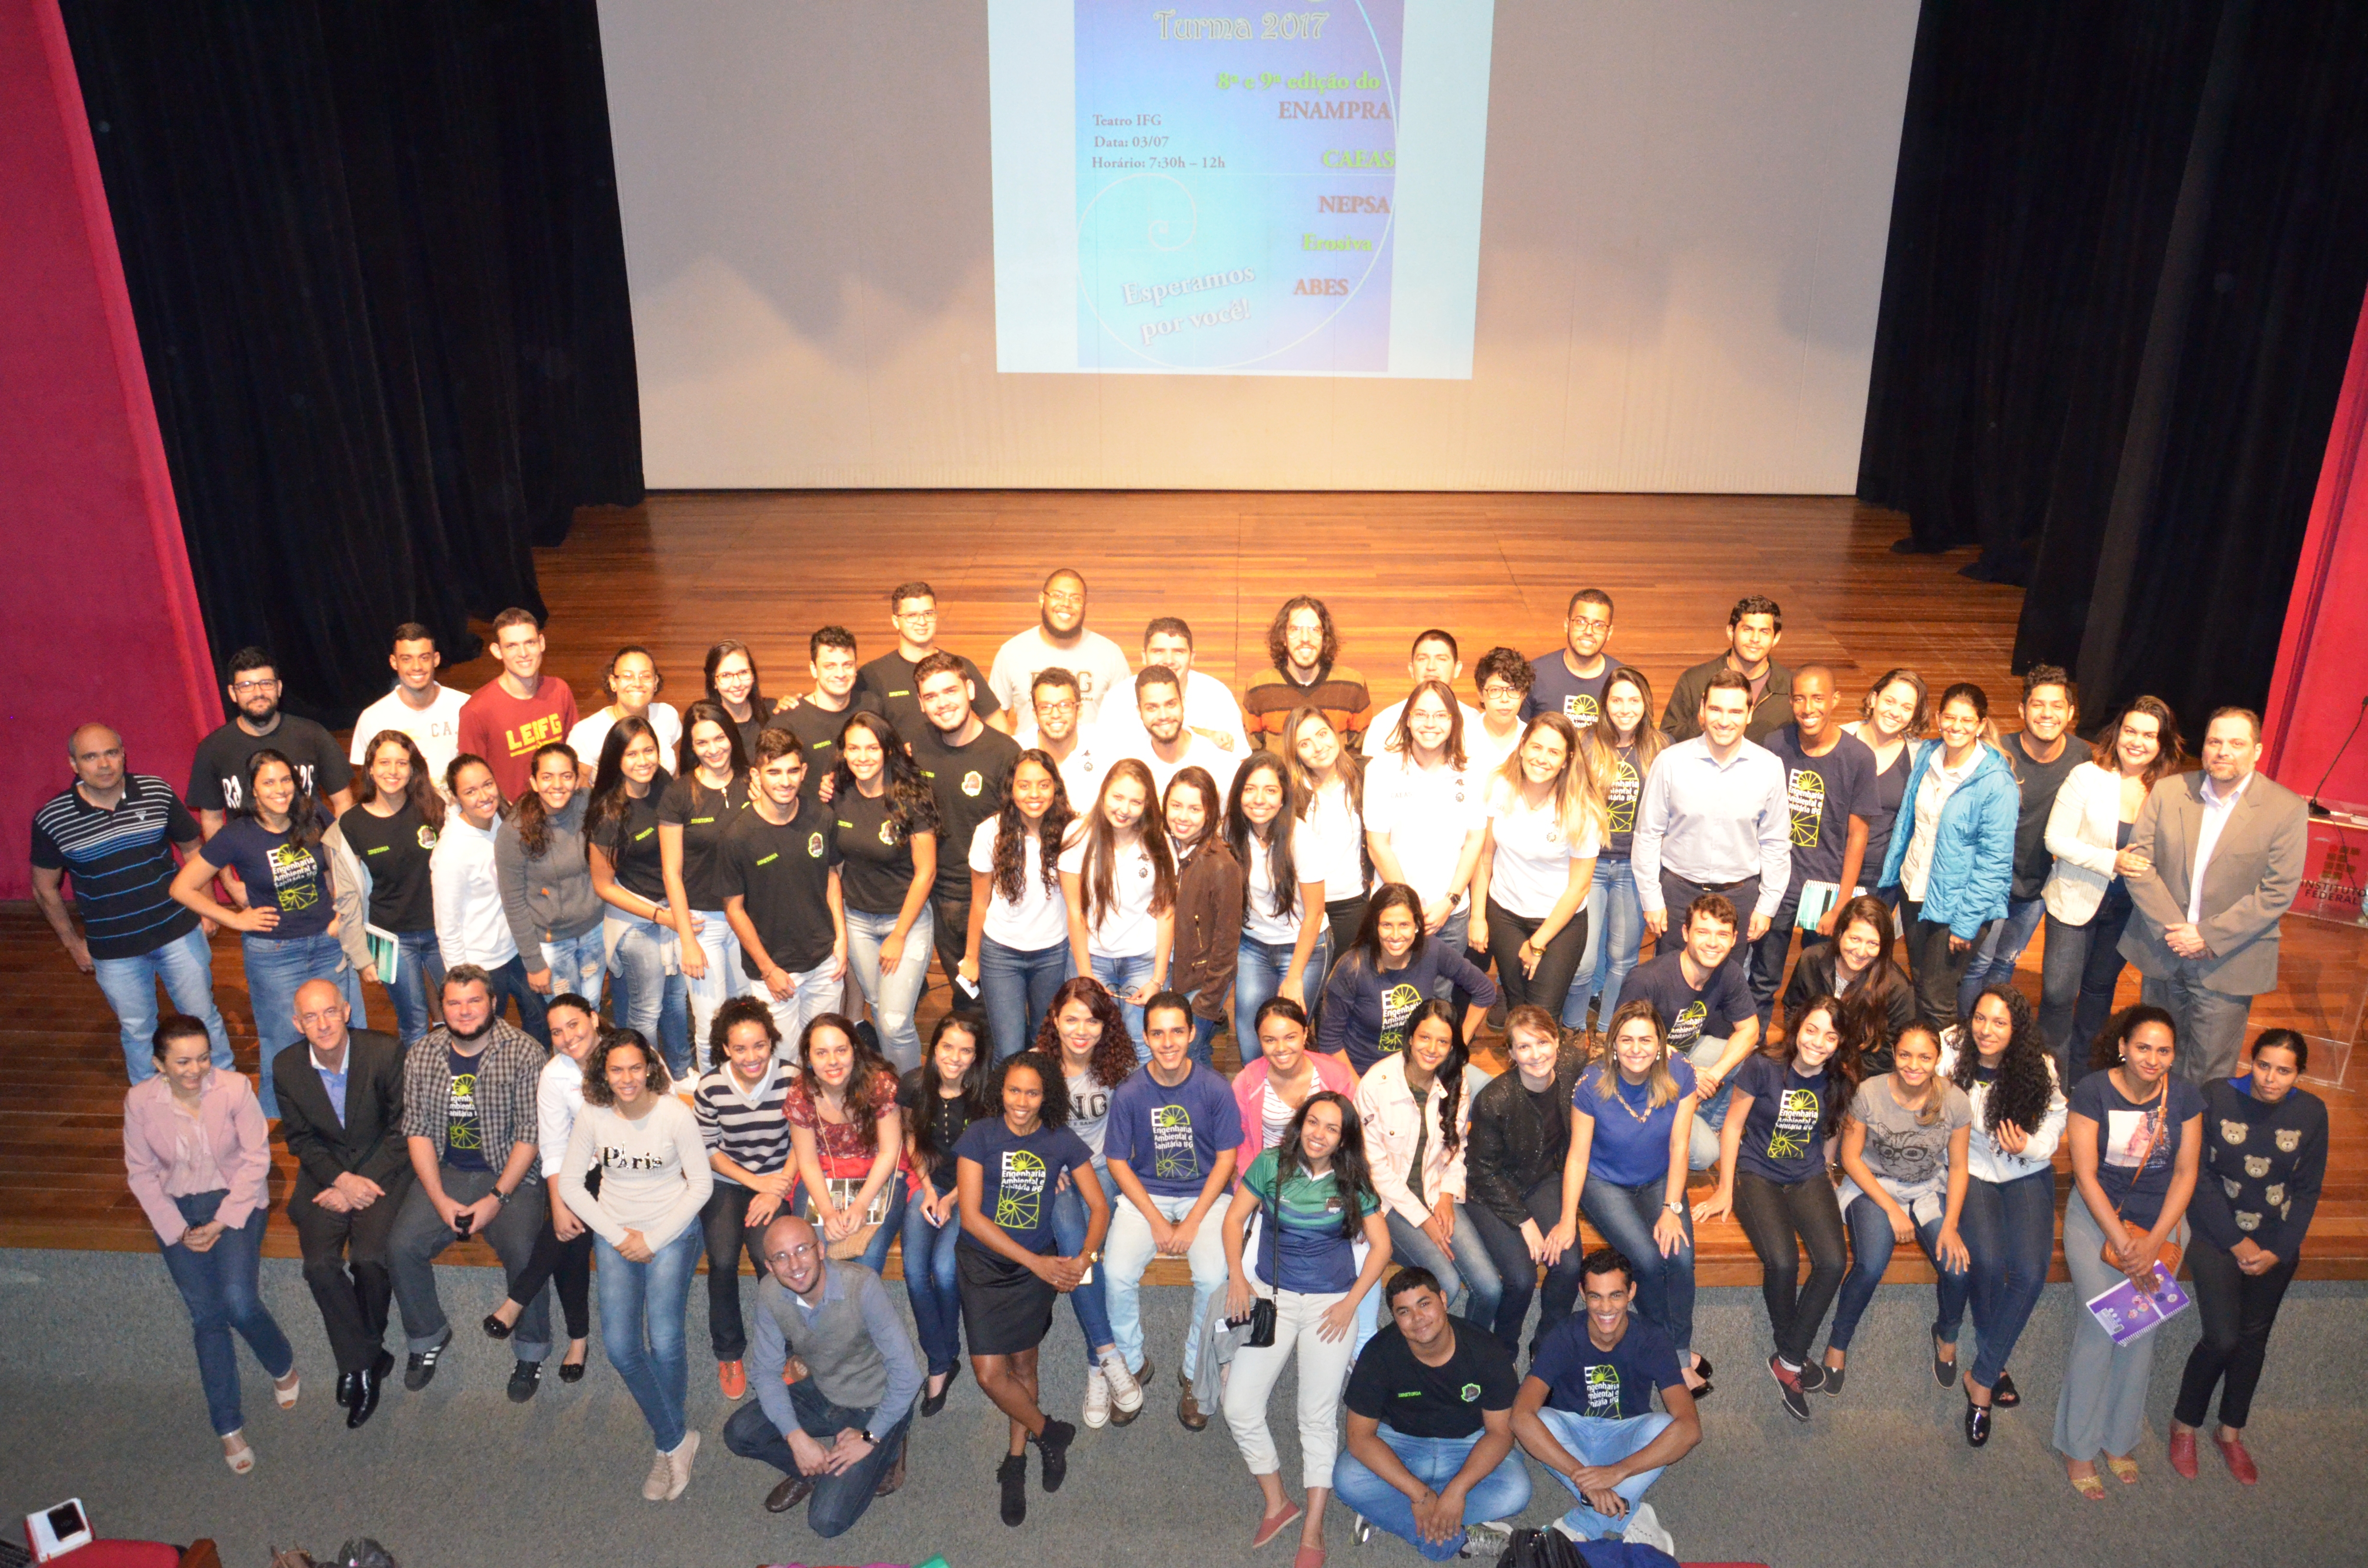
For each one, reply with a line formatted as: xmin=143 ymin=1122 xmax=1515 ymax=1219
xmin=832 ymin=787 xmax=922 ymax=916
xmin=719 ymin=800 xmax=842 ymax=977
xmin=599 ymin=785 xmax=671 ymax=902
xmin=1528 ymin=1313 xmax=1684 ymax=1421
xmin=659 ymin=772 xmax=752 ymax=911
xmin=761 ymin=693 xmax=880 ymax=802
xmin=1343 ymin=1318 xmax=1522 ymax=1439
xmin=855 ymin=650 xmax=1000 ymax=741
xmin=338 ymin=800 xmax=439 ymax=933
xmin=443 ymin=1044 xmax=491 ymax=1171
xmin=908 ymin=723 xmax=1022 ymax=901
xmin=1599 ymin=738 xmax=1650 ymax=859
xmin=1620 ymin=949 xmax=1752 ymax=1051
xmin=1760 ymin=725 xmax=1875 ymax=890
xmin=187 ymin=716 xmax=353 ymax=814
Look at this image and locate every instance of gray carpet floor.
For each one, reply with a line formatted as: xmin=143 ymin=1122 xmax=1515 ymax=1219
xmin=3 ymin=1249 xmax=2364 ymax=1568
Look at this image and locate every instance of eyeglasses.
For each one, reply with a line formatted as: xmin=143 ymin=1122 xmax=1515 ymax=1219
xmin=894 ymin=608 xmax=938 ymax=623
xmin=1036 ymin=699 xmax=1078 ymax=716
xmin=1480 ymin=684 xmax=1521 ymax=699
xmin=231 ymin=679 xmax=281 ymax=695
xmin=766 ymin=1242 xmax=821 ymax=1263
xmin=1568 ymin=617 xmax=1612 ymax=633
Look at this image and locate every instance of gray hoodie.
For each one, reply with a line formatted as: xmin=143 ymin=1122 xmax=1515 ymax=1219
xmin=493 ymin=789 xmax=603 ymax=957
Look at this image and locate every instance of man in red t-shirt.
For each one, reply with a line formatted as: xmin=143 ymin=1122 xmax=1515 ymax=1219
xmin=456 ymin=608 xmax=578 ymax=801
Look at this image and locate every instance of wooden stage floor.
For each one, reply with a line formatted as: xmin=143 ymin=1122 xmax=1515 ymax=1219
xmin=10 ymin=491 xmax=2362 ymax=1286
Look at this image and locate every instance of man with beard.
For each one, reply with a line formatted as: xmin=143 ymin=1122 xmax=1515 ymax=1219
xmin=988 ymin=568 xmax=1134 ymax=726
xmin=1112 ymin=666 xmax=1243 ymax=803
xmin=188 ymin=646 xmax=354 ymax=838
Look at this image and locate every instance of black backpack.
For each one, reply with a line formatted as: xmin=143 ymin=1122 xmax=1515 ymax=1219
xmin=1495 ymin=1528 xmax=1680 ymax=1568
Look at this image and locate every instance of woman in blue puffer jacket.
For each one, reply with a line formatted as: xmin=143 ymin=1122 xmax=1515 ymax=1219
xmin=1878 ymin=683 xmax=2019 ymax=1029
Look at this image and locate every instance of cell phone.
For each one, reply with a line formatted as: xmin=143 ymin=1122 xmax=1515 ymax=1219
xmin=954 ymin=971 xmax=981 ymax=999
xmin=454 ymin=1209 xmax=475 ymax=1237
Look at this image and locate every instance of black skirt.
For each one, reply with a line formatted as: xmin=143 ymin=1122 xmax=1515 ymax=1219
xmin=957 ymin=1239 xmax=1057 ymax=1357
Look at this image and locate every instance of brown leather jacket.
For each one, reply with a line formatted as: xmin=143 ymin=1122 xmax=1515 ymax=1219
xmin=1170 ymin=837 xmax=1245 ymax=1020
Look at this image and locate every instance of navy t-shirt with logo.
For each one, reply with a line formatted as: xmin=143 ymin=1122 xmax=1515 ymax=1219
xmin=1733 ymin=1052 xmax=1838 ymax=1184
xmin=1343 ymin=1317 xmax=1521 ymax=1439
xmin=1522 ymin=653 xmax=1613 ymax=729
xmin=954 ymin=1117 xmax=1094 ymax=1256
xmin=1760 ymin=725 xmax=1876 ymax=889
xmin=203 ymin=817 xmax=335 ymax=941
xmin=1103 ymin=1063 xmax=1243 ymax=1199
xmin=443 ymin=1044 xmax=491 ymax=1171
xmin=1528 ymin=1312 xmax=1684 ymax=1421
xmin=1620 ymin=949 xmax=1752 ymax=1051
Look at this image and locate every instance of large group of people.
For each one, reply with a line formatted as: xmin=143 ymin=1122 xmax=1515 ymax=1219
xmin=39 ymin=575 xmax=2326 ymax=1553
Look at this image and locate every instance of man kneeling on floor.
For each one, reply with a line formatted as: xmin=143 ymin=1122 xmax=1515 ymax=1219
xmin=723 ymin=1213 xmax=920 ymax=1537
xmin=1333 ymin=1266 xmax=1531 ymax=1560
xmin=1512 ymin=1247 xmax=1699 ymax=1553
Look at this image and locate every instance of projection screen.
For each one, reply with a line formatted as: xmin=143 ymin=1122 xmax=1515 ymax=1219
xmin=597 ymin=0 xmax=1920 ymax=491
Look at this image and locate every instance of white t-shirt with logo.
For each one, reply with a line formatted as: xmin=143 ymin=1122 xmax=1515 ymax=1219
xmin=1057 ymin=832 xmax=1161 ymax=957
xmin=1362 ymin=752 xmax=1486 ymax=911
xmin=1484 ymin=779 xmax=1602 ymax=921
xmin=970 ymin=818 xmax=1072 ymax=953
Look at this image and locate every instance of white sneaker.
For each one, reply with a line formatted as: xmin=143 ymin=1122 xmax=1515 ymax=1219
xmin=1101 ymin=1349 xmax=1145 ymax=1419
xmin=1082 ymin=1365 xmax=1111 ymax=1429
xmin=1622 ymin=1504 xmax=1673 ymax=1555
xmin=1549 ymin=1516 xmax=1588 ymax=1544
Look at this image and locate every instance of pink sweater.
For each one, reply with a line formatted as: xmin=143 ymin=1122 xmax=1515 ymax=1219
xmin=1230 ymin=1053 xmax=1361 ymax=1181
xmin=123 ymin=1070 xmax=272 ymax=1244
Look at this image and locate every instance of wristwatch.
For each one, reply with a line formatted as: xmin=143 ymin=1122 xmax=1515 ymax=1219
xmin=860 ymin=1426 xmax=880 ymax=1446
xmin=495 ymin=1187 xmax=515 ymax=1206
xmin=1665 ymin=1200 xmax=1684 ymax=1214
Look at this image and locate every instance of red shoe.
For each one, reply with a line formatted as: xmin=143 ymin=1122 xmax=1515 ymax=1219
xmin=2168 ymin=1427 xmax=2198 ymax=1479
xmin=2215 ymin=1431 xmax=2259 ymax=1486
xmin=718 ymin=1360 xmax=746 ymax=1400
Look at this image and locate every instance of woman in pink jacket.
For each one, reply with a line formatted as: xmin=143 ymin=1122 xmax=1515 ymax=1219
xmin=1230 ymin=997 xmax=1359 ymax=1178
xmin=123 ymin=1016 xmax=299 ymax=1472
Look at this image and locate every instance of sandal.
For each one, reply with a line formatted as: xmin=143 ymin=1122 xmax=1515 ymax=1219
xmin=272 ymin=1370 xmax=300 ymax=1409
xmin=222 ymin=1433 xmax=255 ymax=1475
xmin=2067 ymin=1466 xmax=2105 ymax=1502
xmin=2103 ymin=1454 xmax=2139 ymax=1485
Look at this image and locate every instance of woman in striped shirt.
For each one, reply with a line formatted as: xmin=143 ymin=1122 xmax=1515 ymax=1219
xmin=692 ymin=996 xmax=794 ymax=1402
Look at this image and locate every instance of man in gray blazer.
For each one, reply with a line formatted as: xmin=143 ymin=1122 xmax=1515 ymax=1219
xmin=2119 ymin=708 xmax=2308 ymax=1082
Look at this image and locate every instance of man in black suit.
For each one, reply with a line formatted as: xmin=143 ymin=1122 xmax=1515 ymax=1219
xmin=275 ymin=977 xmax=411 ymax=1427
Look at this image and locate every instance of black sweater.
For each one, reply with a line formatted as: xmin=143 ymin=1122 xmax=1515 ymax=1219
xmin=1464 ymin=1045 xmax=1588 ymax=1228
xmin=2188 ymin=1078 xmax=2327 ymax=1260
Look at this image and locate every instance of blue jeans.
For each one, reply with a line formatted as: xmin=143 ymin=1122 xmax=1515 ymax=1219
xmin=95 ymin=924 xmax=234 ymax=1082
xmin=682 ymin=908 xmax=748 ymax=1072
xmin=242 ymin=930 xmax=363 ymax=1117
xmin=375 ymin=930 xmax=444 ymax=1048
xmin=1234 ymin=931 xmax=1331 ymax=1060
xmin=539 ymin=927 xmax=607 ymax=1009
xmin=1958 ymin=895 xmax=2047 ymax=1017
xmin=1091 ymin=951 xmax=1158 ymax=1059
xmin=1333 ymin=1426 xmax=1534 ymax=1561
xmin=1189 ymin=1013 xmax=1220 ymax=1071
xmin=607 ymin=912 xmax=690 ymax=1074
xmin=594 ymin=1223 xmax=703 ymax=1452
xmin=1384 ymin=1204 xmax=1502 ymax=1327
xmin=788 ymin=1175 xmax=909 ymax=1278
xmin=845 ymin=905 xmax=932 ymax=1071
xmin=1579 ymin=1175 xmax=1695 ymax=1356
xmin=482 ymin=953 xmax=550 ymax=1047
xmin=2039 ymin=886 xmax=2133 ymax=1086
xmin=1949 ymin=1168 xmax=2055 ymax=1389
xmin=1534 ymin=1408 xmax=1674 ymax=1540
xmin=1828 ymin=1191 xmax=1968 ymax=1352
xmin=1052 ymin=1165 xmax=1117 ymax=1362
xmin=1433 ymin=905 xmax=1472 ymax=1004
xmin=978 ymin=935 xmax=1071 ymax=1061
xmin=722 ymin=1377 xmax=913 ymax=1538
xmin=900 ymin=1181 xmax=966 ymax=1375
xmin=157 ymin=1190 xmax=293 ymax=1437
xmin=1564 ymin=856 xmax=1642 ymax=1029
xmin=1684 ymin=1035 xmax=1740 ymax=1170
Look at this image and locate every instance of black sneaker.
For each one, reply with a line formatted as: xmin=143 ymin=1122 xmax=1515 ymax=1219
xmin=1796 ymin=1360 xmax=1827 ymax=1394
xmin=1819 ymin=1361 xmax=1846 ymax=1397
xmin=1932 ymin=1334 xmax=1959 ymax=1389
xmin=997 ymin=1454 xmax=1028 ymax=1526
xmin=506 ymin=1360 xmax=543 ymax=1403
xmin=1033 ymin=1417 xmax=1077 ymax=1492
xmin=1768 ymin=1354 xmax=1811 ymax=1422
xmin=403 ymin=1332 xmax=452 ymax=1391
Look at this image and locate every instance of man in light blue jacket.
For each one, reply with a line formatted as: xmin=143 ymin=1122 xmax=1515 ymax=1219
xmin=1877 ymin=683 xmax=2020 ymax=1030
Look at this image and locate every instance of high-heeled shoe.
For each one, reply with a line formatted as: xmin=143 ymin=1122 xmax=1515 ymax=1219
xmin=272 ymin=1370 xmax=300 ymax=1409
xmin=222 ymin=1432 xmax=255 ymax=1475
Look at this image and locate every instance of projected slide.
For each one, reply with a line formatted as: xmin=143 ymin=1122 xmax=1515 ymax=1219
xmin=990 ymin=1 xmax=1496 ymax=378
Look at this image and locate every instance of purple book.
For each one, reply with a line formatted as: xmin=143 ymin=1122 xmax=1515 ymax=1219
xmin=2084 ymin=1262 xmax=2193 ymax=1346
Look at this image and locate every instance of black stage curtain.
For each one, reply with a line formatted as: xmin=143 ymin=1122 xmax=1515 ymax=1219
xmin=1858 ymin=0 xmax=2368 ymax=732
xmin=63 ymin=0 xmax=643 ymax=720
